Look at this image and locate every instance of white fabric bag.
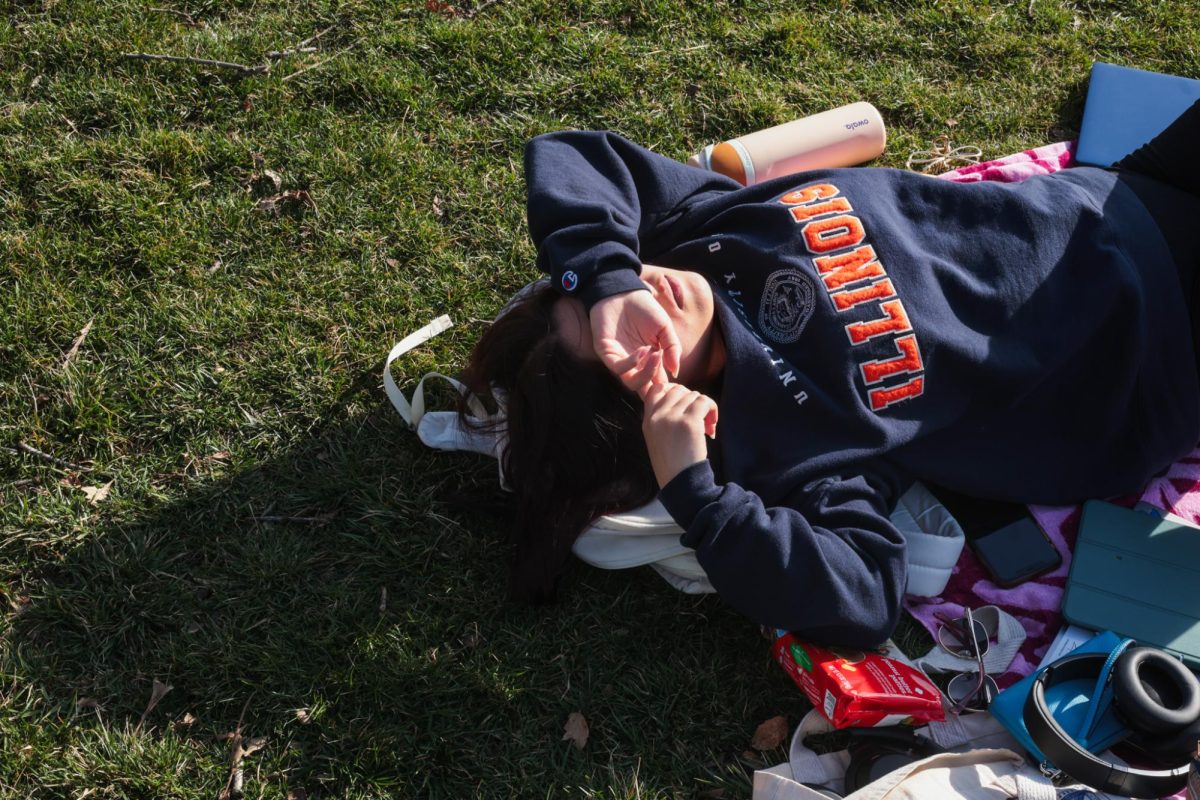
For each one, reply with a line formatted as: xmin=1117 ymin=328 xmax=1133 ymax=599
xmin=755 ymin=708 xmax=1055 ymax=800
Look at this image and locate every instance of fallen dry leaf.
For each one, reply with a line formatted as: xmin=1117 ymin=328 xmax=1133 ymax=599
xmin=562 ymin=711 xmax=589 ymax=750
xmin=79 ymin=480 xmax=114 ymax=505
xmin=379 ymin=587 xmax=388 ymax=614
xmin=172 ymin=712 xmax=197 ymax=732
xmin=294 ymin=707 xmax=312 ymax=724
xmin=237 ymin=736 xmax=267 ymax=760
xmin=219 ymin=732 xmax=267 ymax=800
xmin=252 ymin=168 xmax=281 ymax=195
xmin=460 ymin=621 xmax=481 ymax=649
xmin=74 ymin=697 xmax=102 ymax=719
xmin=432 ymin=194 xmax=443 ymax=217
xmin=60 ymin=318 xmax=94 ymax=369
xmin=287 ymin=790 xmax=308 ymax=800
xmin=750 ymin=715 xmax=789 ymax=751
xmin=137 ymin=679 xmax=173 ymax=730
xmin=11 ymin=595 xmax=32 ymax=616
xmin=255 ymin=189 xmax=317 ymax=218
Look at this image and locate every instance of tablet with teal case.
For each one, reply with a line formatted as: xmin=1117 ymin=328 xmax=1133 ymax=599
xmin=1075 ymin=62 xmax=1200 ymax=167
xmin=1062 ymin=500 xmax=1200 ymax=668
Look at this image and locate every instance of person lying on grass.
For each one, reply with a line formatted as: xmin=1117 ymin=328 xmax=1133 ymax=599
xmin=460 ymin=101 xmax=1200 ymax=649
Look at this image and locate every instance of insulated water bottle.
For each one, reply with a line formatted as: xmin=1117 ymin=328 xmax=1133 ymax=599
xmin=687 ymin=101 xmax=887 ymax=186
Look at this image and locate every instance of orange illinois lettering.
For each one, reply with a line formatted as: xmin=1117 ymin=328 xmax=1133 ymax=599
xmin=860 ymin=334 xmax=923 ymax=384
xmin=831 ymin=278 xmax=896 ymax=311
xmin=869 ymin=376 xmax=925 ymax=411
xmin=789 ymin=197 xmax=852 ymax=224
xmin=814 ymin=245 xmax=884 ymax=290
xmin=780 ymin=182 xmax=927 ymax=414
xmin=779 ymin=183 xmax=839 ymax=205
xmin=802 ymin=214 xmax=866 ymax=254
xmin=845 ymin=299 xmax=912 ymax=345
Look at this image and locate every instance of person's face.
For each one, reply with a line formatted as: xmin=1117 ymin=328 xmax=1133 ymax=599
xmin=553 ymin=265 xmax=724 ymax=389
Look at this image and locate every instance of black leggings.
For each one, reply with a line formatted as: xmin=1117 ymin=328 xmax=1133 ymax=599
xmin=1113 ymin=97 xmax=1200 ymax=357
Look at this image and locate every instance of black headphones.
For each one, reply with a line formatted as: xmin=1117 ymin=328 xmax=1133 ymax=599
xmin=1023 ymin=646 xmax=1200 ymax=797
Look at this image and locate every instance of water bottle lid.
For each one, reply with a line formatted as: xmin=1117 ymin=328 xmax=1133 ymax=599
xmin=708 ymin=139 xmax=755 ymax=186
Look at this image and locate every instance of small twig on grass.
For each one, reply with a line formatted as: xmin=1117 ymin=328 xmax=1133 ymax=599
xmin=265 ymin=23 xmax=337 ymax=60
xmin=148 ymin=7 xmax=204 ymax=27
xmin=9 ymin=441 xmax=92 ymax=472
xmin=280 ymin=50 xmax=347 ymax=82
xmin=124 ymin=24 xmax=341 ymax=80
xmin=121 ymin=52 xmax=269 ymax=77
xmin=250 ymin=513 xmax=338 ymax=525
xmin=268 ymin=46 xmax=318 ymax=59
xmin=219 ymin=696 xmax=267 ymax=800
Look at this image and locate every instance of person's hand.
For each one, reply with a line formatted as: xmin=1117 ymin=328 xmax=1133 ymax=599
xmin=637 ymin=350 xmax=718 ymax=488
xmin=591 ymin=290 xmax=681 ymax=391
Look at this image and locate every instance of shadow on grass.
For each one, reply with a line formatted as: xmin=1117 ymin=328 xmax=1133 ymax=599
xmin=7 ymin=373 xmax=807 ymax=798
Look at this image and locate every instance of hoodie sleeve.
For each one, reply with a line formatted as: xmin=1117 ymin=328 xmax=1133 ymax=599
xmin=657 ymin=460 xmax=908 ymax=649
xmin=524 ymin=130 xmax=739 ymax=308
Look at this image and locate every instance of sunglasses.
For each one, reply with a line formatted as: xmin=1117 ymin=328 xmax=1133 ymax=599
xmin=934 ymin=607 xmax=999 ymax=714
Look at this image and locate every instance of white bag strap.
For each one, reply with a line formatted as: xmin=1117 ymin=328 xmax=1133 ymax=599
xmin=785 ymin=709 xmax=851 ymax=794
xmin=1013 ymin=773 xmax=1058 ymax=800
xmin=382 ymin=315 xmax=488 ymax=428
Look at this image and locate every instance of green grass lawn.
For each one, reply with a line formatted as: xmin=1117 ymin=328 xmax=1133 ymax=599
xmin=2 ymin=0 xmax=1198 ymax=797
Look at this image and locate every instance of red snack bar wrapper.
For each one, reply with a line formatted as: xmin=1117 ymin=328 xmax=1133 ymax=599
xmin=772 ymin=633 xmax=944 ymax=728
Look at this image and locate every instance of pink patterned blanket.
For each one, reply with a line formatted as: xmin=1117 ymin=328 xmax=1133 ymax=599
xmin=903 ymin=142 xmax=1200 ymax=686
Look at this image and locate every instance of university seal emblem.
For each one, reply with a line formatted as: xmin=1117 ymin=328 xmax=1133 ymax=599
xmin=759 ymin=269 xmax=816 ymax=344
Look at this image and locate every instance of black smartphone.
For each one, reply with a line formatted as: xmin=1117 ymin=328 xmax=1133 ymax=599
xmin=926 ymin=484 xmax=1062 ymax=588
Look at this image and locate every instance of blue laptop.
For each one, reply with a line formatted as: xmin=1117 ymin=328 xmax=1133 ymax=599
xmin=1075 ymin=61 xmax=1200 ymax=167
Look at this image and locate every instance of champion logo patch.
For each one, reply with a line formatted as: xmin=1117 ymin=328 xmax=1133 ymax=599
xmin=561 ymin=271 xmax=579 ymax=292
xmin=759 ymin=269 xmax=816 ymax=344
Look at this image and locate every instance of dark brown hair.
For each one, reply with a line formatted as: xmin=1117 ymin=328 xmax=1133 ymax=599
xmin=458 ymin=284 xmax=657 ymax=602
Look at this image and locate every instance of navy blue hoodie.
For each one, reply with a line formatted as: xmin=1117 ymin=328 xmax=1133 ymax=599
xmin=524 ymin=130 xmax=1199 ymax=647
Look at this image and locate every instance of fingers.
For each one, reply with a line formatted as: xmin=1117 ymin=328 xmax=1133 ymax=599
xmin=639 ymin=378 xmax=719 ymax=486
xmin=609 ymin=344 xmax=669 ymax=396
xmin=627 ymin=351 xmax=717 ymax=443
xmin=642 ymin=379 xmax=718 ymax=435
xmin=590 ymin=290 xmax=680 ymax=384
xmin=608 ymin=346 xmax=645 ymax=376
xmin=687 ymin=393 xmax=719 ymax=438
xmin=620 ymin=348 xmax=667 ymax=399
xmin=641 ymin=376 xmax=687 ymax=410
xmin=656 ymin=326 xmax=682 ymax=380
